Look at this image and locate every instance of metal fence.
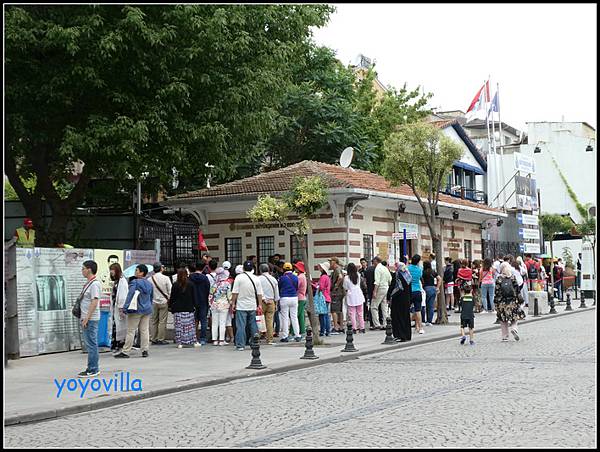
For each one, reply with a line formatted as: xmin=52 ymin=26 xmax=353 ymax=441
xmin=481 ymin=240 xmax=521 ymax=260
xmin=139 ymin=218 xmax=199 ymax=273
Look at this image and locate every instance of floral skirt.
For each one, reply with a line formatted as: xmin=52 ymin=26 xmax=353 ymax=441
xmin=496 ymin=301 xmax=526 ymax=323
xmin=174 ymin=312 xmax=196 ymax=345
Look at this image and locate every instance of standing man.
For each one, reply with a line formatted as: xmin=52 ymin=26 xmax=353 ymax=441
xmin=371 ymin=256 xmax=392 ymax=330
xmin=258 ymin=263 xmax=280 ymax=345
xmin=114 ymin=264 xmax=154 ymax=358
xmin=148 ymin=262 xmax=172 ymax=345
xmin=293 ymin=260 xmax=308 ymax=337
xmin=576 ymin=253 xmax=582 ymax=290
xmin=14 ymin=218 xmax=36 ymax=248
xmin=78 ymin=260 xmax=102 ymax=377
xmin=364 ymin=258 xmax=377 ymax=326
xmin=231 ymin=260 xmax=264 ymax=351
xmin=190 ymin=262 xmax=211 ymax=345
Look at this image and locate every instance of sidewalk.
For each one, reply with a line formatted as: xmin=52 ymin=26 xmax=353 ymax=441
xmin=5 ymin=305 xmax=595 ymax=425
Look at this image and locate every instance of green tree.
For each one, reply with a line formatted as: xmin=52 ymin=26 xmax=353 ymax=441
xmin=540 ymin=213 xmax=573 ymax=295
xmin=5 ymin=4 xmax=333 ymax=245
xmin=248 ymin=176 xmax=327 ymax=344
xmin=574 ymin=206 xmax=596 ymax=279
xmin=381 ymin=121 xmax=463 ymax=324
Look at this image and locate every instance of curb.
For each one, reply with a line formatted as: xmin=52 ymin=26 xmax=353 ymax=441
xmin=5 ymin=306 xmax=595 ymax=427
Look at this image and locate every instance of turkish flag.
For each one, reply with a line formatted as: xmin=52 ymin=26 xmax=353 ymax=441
xmin=197 ymin=230 xmax=208 ymax=251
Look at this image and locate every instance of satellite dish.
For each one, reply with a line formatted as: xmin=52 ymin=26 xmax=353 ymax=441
xmin=340 ymin=147 xmax=354 ymax=168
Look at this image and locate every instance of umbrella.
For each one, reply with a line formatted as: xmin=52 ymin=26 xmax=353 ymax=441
xmin=123 ymin=263 xmax=155 ymax=279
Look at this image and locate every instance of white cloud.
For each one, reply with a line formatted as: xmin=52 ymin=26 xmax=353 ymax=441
xmin=312 ymin=3 xmax=597 ymax=131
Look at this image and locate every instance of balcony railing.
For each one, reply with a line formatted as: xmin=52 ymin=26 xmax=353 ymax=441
xmin=443 ymin=186 xmax=487 ymax=204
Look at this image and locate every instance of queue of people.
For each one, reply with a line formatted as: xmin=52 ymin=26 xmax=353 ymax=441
xmin=77 ymin=251 xmax=553 ymax=378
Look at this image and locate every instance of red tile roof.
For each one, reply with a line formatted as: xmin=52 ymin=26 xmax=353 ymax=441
xmin=170 ymin=160 xmax=500 ymax=212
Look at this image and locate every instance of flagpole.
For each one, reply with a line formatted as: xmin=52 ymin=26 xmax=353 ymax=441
xmin=497 ymin=82 xmax=506 ymax=208
xmin=490 ymin=88 xmax=500 ymax=209
xmin=484 ymin=78 xmax=493 ymax=207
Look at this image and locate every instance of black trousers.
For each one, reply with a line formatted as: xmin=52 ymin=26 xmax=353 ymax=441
xmin=391 ymin=291 xmax=412 ymax=341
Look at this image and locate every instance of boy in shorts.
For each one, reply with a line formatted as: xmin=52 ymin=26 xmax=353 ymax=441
xmin=459 ymin=282 xmax=475 ymax=345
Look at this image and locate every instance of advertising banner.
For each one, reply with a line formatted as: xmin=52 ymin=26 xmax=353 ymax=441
xmin=16 ymin=248 xmax=93 ymax=357
xmin=515 ymin=175 xmax=538 ymax=210
xmin=124 ymin=249 xmax=159 ymax=274
xmin=514 ymin=152 xmax=536 ymax=174
xmin=396 ymin=222 xmax=419 ymax=239
xmin=517 ymin=213 xmax=539 ymax=226
xmin=519 ymin=243 xmax=541 ymax=254
xmin=518 ymin=228 xmax=540 ymax=240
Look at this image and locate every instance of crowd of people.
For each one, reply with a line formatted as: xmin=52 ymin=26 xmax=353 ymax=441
xmin=74 ymin=251 xmax=578 ymax=378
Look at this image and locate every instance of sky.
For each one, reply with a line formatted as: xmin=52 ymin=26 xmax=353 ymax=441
xmin=311 ymin=3 xmax=597 ymax=132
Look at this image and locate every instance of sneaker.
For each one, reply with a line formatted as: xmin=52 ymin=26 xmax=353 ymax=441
xmin=236 ymin=347 xmax=245 ymax=351
xmin=418 ymin=329 xmax=425 ymax=334
xmin=280 ymin=337 xmax=289 ymax=343
xmin=157 ymin=340 xmax=169 ymax=345
xmin=177 ymin=344 xmax=183 ymax=349
xmin=319 ymin=332 xmax=324 ymax=337
xmin=511 ymin=330 xmax=520 ymax=341
xmin=460 ymin=336 xmax=466 ymax=345
xmin=150 ymin=339 xmax=159 ymax=345
xmin=469 ymin=340 xmax=475 ymax=346
xmin=200 ymin=339 xmax=207 ymax=346
xmin=360 ymin=329 xmax=366 ymax=334
xmin=294 ymin=336 xmax=302 ymax=342
xmin=114 ymin=352 xmax=129 ymax=358
xmin=330 ymin=331 xmax=340 ymax=335
xmin=266 ymin=341 xmax=274 ymax=345
xmin=142 ymin=351 xmax=149 ymax=358
xmin=352 ymin=329 xmax=357 ymax=334
xmin=501 ymin=337 xmax=509 ymax=342
xmin=77 ymin=369 xmax=99 ymax=378
xmin=213 ymin=341 xmax=220 ymax=346
xmin=425 ymin=322 xmax=432 ymax=326
xmin=193 ymin=342 xmax=202 ymax=348
xmin=325 ymin=333 xmax=330 ymax=337
xmin=221 ymin=341 xmax=229 ymax=346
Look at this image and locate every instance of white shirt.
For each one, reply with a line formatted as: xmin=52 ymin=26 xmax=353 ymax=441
xmin=511 ymin=268 xmax=524 ymax=286
xmin=232 ymin=271 xmax=264 ymax=311
xmin=259 ymin=274 xmax=280 ymax=302
xmin=374 ymin=263 xmax=392 ymax=288
xmin=147 ymin=272 xmax=172 ymax=304
xmin=207 ymin=272 xmax=217 ymax=289
xmin=343 ymin=275 xmax=365 ymax=307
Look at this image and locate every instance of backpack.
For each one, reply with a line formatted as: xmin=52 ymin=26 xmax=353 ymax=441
xmin=499 ymin=277 xmax=516 ymax=301
xmin=527 ymin=264 xmax=539 ymax=281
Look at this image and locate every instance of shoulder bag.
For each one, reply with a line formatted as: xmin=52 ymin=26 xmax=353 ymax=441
xmin=152 ymin=275 xmax=170 ymax=303
xmin=72 ymin=278 xmax=96 ymax=318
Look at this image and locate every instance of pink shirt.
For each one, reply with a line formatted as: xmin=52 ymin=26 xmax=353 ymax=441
xmin=297 ymin=273 xmax=307 ymax=301
xmin=319 ymin=274 xmax=331 ymax=302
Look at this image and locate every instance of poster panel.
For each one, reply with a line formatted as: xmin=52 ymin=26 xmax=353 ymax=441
xmin=124 ymin=249 xmax=159 ymax=276
xmin=16 ymin=247 xmax=93 ymax=357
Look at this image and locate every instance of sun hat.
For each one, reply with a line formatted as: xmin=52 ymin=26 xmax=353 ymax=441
xmin=293 ymin=261 xmax=305 ymax=273
xmin=319 ymin=261 xmax=330 ymax=272
xmin=283 ymin=262 xmax=293 ymax=271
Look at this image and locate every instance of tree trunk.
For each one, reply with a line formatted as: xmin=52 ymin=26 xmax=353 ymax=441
xmin=299 ymin=236 xmax=322 ymax=345
xmin=46 ymin=202 xmax=72 ymax=247
xmin=433 ymin=233 xmax=447 ymax=325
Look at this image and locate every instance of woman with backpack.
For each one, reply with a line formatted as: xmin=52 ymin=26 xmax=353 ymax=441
xmin=209 ymin=267 xmax=232 ymax=346
xmin=495 ymin=262 xmax=526 ymax=341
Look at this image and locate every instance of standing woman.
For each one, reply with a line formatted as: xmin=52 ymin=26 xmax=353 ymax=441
xmin=391 ymin=261 xmax=412 ymax=341
xmin=110 ymin=263 xmax=128 ymax=351
xmin=318 ymin=262 xmax=332 ymax=336
xmin=422 ymin=261 xmax=441 ymax=326
xmin=452 ymin=259 xmax=462 ymax=312
xmin=480 ymin=258 xmax=496 ymax=313
xmin=407 ymin=255 xmax=425 ymax=335
xmin=344 ymin=263 xmax=366 ymax=334
xmin=169 ymin=268 xmax=199 ymax=348
xmin=495 ymin=262 xmax=526 ymax=341
xmin=209 ymin=267 xmax=232 ymax=346
xmin=471 ymin=260 xmax=482 ymax=312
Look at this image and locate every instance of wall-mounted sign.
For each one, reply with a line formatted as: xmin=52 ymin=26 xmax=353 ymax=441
xmin=517 ymin=213 xmax=539 ymax=226
xmin=519 ymin=243 xmax=541 ymax=254
xmin=396 ymin=222 xmax=418 ymax=239
xmin=514 ymin=152 xmax=535 ymax=174
xmin=447 ymin=241 xmax=461 ymax=249
xmin=518 ymin=228 xmax=540 ymax=240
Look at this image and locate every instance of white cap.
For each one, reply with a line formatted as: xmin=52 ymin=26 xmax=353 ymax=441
xmin=222 ymin=260 xmax=232 ymax=270
xmin=319 ymin=261 xmax=330 ymax=272
xmin=235 ymin=264 xmax=243 ymax=275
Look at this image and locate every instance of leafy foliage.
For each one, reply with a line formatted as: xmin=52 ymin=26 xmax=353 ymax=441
xmin=540 ymin=213 xmax=573 ymax=242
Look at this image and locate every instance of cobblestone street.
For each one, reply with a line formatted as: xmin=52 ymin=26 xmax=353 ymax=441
xmin=5 ymin=310 xmax=596 ymax=448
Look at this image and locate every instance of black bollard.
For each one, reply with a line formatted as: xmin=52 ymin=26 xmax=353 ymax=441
xmin=300 ymin=327 xmax=319 ymax=360
xmin=593 ymin=292 xmax=596 ymax=306
xmin=246 ymin=333 xmax=266 ymax=369
xmin=579 ymin=292 xmax=588 ymax=309
xmin=341 ymin=322 xmax=358 ymax=352
xmin=382 ymin=317 xmax=395 ymax=345
xmin=533 ymin=298 xmax=540 ymax=317
xmin=565 ymin=292 xmax=573 ymax=311
xmin=549 ymin=296 xmax=557 ymax=314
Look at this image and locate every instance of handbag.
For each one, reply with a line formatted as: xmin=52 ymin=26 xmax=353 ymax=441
xmin=256 ymin=314 xmax=267 ymax=333
xmin=314 ymin=290 xmax=328 ymax=315
xmin=72 ymin=278 xmax=96 ymax=318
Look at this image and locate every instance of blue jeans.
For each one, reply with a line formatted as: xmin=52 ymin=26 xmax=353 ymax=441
xmin=481 ymin=284 xmax=495 ymax=311
xmin=196 ymin=302 xmax=209 ymax=341
xmin=319 ymin=313 xmax=331 ymax=335
xmin=235 ymin=309 xmax=257 ymax=348
xmin=82 ymin=320 xmax=99 ymax=373
xmin=424 ymin=287 xmax=436 ymax=323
